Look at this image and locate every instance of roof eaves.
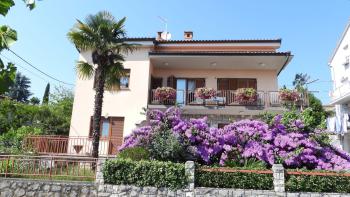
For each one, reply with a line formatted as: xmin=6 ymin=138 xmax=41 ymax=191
xmin=329 ymin=19 xmax=350 ymax=65
xmin=149 ymin=51 xmax=291 ymax=56
xmin=154 ymin=39 xmax=282 ymax=44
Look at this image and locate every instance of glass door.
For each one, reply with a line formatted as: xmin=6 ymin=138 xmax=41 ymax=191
xmin=176 ymin=79 xmax=186 ymax=105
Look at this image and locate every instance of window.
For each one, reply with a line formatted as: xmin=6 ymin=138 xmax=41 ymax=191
xmin=218 ymin=123 xmax=229 ymax=129
xmin=341 ymin=76 xmax=349 ymax=83
xmin=101 ymin=118 xmax=110 ymax=137
xmin=344 ymin=56 xmax=350 ymax=68
xmin=120 ymin=69 xmax=130 ymax=89
xmin=93 ymin=69 xmax=130 ymax=89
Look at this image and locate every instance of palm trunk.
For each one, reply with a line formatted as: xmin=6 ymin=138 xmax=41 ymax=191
xmin=92 ymin=66 xmax=105 ymax=158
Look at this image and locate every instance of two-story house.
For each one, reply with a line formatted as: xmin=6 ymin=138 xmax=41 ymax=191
xmin=329 ymin=20 xmax=350 ymax=152
xmin=25 ymin=31 xmax=301 ymax=156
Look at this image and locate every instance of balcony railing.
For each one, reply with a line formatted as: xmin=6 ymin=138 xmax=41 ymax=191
xmin=23 ymin=135 xmax=123 ymax=157
xmin=149 ymin=89 xmax=308 ymax=107
xmin=330 ymin=81 xmax=350 ymax=101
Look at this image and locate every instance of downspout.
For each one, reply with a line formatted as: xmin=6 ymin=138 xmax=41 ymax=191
xmin=277 ymin=54 xmax=292 ymax=76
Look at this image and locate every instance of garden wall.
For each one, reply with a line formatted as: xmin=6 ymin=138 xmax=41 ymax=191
xmin=1 ymin=159 xmax=350 ymax=197
xmin=1 ymin=178 xmax=350 ymax=197
xmin=0 ymin=178 xmax=97 ymax=197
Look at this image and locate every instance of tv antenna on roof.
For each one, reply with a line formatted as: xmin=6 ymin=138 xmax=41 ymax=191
xmin=158 ymin=16 xmax=171 ymax=40
xmin=158 ymin=16 xmax=168 ymax=32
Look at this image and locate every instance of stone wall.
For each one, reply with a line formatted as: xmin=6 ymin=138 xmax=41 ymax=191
xmin=0 ymin=178 xmax=97 ymax=197
xmin=1 ymin=160 xmax=350 ymax=197
xmin=97 ymin=184 xmax=350 ymax=197
xmin=1 ymin=178 xmax=350 ymax=197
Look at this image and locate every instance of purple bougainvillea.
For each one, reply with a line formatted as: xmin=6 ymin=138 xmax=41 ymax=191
xmin=119 ymin=107 xmax=350 ymax=170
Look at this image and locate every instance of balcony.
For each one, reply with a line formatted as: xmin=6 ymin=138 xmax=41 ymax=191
xmin=149 ymin=89 xmax=308 ymax=109
xmin=330 ymin=81 xmax=350 ymax=105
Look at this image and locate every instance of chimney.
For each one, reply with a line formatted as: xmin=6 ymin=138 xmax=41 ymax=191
xmin=157 ymin=31 xmax=163 ymax=40
xmin=184 ymin=31 xmax=193 ymax=40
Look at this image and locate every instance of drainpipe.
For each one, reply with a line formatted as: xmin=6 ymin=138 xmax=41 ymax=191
xmin=277 ymin=54 xmax=292 ymax=76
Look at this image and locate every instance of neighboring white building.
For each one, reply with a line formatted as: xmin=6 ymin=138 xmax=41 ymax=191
xmin=329 ymin=20 xmax=350 ymax=152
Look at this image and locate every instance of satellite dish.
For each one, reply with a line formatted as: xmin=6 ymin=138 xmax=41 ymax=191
xmin=161 ymin=31 xmax=171 ymax=40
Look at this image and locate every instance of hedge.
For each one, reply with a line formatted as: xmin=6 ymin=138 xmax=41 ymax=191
xmin=102 ymin=158 xmax=188 ymax=190
xmin=286 ymin=170 xmax=350 ymax=193
xmin=195 ymin=167 xmax=273 ymax=190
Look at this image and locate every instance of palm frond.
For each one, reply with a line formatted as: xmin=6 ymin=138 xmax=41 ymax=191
xmin=104 ymin=62 xmax=125 ymax=91
xmin=75 ymin=61 xmax=94 ymax=79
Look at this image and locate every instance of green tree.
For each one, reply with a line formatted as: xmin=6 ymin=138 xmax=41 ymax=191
xmin=0 ymin=0 xmax=36 ymax=16
xmin=0 ymin=25 xmax=17 ymax=94
xmin=42 ymin=83 xmax=50 ymax=104
xmin=29 ymin=97 xmax=40 ymax=105
xmin=67 ymin=11 xmax=135 ymax=158
xmin=0 ymin=0 xmax=39 ymax=94
xmin=293 ymin=73 xmax=310 ymax=91
xmin=7 ymin=72 xmax=32 ymax=102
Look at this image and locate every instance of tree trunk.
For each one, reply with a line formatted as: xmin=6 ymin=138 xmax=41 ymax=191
xmin=91 ymin=65 xmax=105 ymax=158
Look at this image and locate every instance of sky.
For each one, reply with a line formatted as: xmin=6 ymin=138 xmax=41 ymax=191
xmin=0 ymin=0 xmax=349 ymax=104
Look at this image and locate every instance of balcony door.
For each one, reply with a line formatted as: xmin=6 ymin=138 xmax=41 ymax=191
xmin=89 ymin=117 xmax=124 ymax=155
xmin=176 ymin=78 xmax=205 ymax=105
xmin=176 ymin=79 xmax=186 ymax=104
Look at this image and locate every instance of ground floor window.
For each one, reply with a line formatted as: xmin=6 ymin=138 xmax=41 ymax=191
xmin=218 ymin=123 xmax=229 ymax=129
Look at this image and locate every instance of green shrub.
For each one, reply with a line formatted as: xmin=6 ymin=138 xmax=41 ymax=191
xmin=195 ymin=167 xmax=273 ymax=190
xmin=0 ymin=126 xmax=42 ymax=153
xmin=149 ymin=129 xmax=185 ymax=162
xmin=117 ymin=147 xmax=150 ymax=161
xmin=103 ymin=158 xmax=188 ymax=190
xmin=286 ymin=171 xmax=350 ymax=193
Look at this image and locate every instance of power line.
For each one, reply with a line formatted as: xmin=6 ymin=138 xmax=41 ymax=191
xmin=0 ymin=54 xmax=49 ymax=83
xmin=7 ymin=49 xmax=75 ymax=86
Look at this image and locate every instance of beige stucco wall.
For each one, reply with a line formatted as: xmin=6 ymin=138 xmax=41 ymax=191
xmin=69 ymin=48 xmax=152 ymax=138
xmin=152 ymin=68 xmax=278 ymax=91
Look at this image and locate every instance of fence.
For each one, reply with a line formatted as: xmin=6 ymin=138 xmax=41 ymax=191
xmin=23 ymin=135 xmax=123 ymax=156
xmin=186 ymin=163 xmax=350 ymax=193
xmin=0 ymin=155 xmax=97 ymax=181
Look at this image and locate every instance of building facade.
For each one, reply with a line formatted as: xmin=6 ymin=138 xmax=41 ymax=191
xmin=329 ymin=20 xmax=350 ymax=152
xmin=64 ymin=31 xmax=300 ymax=155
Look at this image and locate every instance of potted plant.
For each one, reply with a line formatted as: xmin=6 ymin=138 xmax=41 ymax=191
xmin=154 ymin=87 xmax=176 ymax=104
xmin=195 ymin=87 xmax=216 ymax=99
xmin=279 ymin=88 xmax=300 ymax=103
xmin=235 ymin=88 xmax=258 ymax=104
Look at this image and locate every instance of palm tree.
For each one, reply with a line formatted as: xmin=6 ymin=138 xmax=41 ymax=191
xmin=67 ymin=11 xmax=135 ymax=158
xmin=7 ymin=72 xmax=32 ymax=102
xmin=293 ymin=73 xmax=310 ymax=91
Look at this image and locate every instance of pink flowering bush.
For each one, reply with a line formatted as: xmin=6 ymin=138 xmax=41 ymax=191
xmin=235 ymin=88 xmax=258 ymax=104
xmin=154 ymin=87 xmax=176 ymax=104
xmin=195 ymin=87 xmax=216 ymax=99
xmin=279 ymin=88 xmax=300 ymax=102
xmin=119 ymin=107 xmax=350 ymax=170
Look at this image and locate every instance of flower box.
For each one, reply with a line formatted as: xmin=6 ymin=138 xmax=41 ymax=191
xmin=195 ymin=87 xmax=216 ymax=99
xmin=235 ymin=88 xmax=258 ymax=104
xmin=154 ymin=87 xmax=176 ymax=104
xmin=279 ymin=89 xmax=300 ymax=102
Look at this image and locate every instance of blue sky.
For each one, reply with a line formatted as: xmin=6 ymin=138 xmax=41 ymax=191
xmin=0 ymin=0 xmax=349 ymax=104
